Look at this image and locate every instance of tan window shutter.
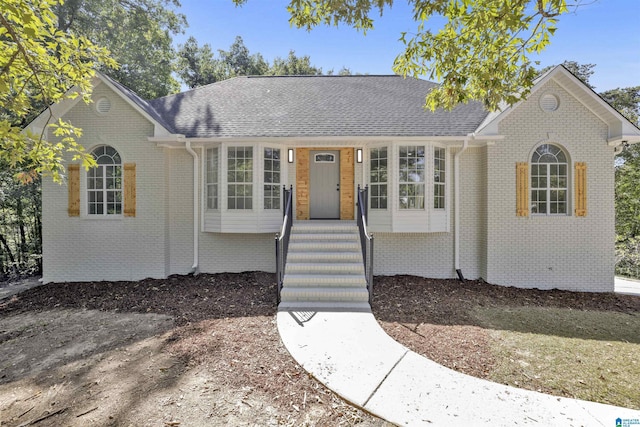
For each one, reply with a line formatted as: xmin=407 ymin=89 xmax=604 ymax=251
xmin=516 ymin=162 xmax=529 ymax=217
xmin=575 ymin=162 xmax=587 ymax=217
xmin=124 ymin=163 xmax=136 ymax=217
xmin=68 ymin=164 xmax=80 ymax=216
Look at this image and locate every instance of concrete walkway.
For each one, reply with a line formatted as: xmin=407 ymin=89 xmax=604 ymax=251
xmin=278 ymin=305 xmax=640 ymax=426
xmin=615 ymin=276 xmax=640 ymax=296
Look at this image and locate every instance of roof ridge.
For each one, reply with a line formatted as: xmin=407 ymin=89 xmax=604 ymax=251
xmin=245 ymin=74 xmax=402 ymax=79
xmin=151 ymin=76 xmax=245 ymax=102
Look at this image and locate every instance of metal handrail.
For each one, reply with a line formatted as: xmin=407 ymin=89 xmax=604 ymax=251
xmin=356 ymin=185 xmax=374 ymax=303
xmin=275 ymin=185 xmax=293 ymax=304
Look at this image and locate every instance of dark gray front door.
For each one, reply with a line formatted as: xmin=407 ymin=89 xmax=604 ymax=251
xmin=310 ymin=150 xmax=340 ymax=219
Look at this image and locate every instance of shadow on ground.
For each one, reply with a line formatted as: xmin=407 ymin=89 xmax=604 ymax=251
xmin=371 ymin=275 xmax=640 ymax=344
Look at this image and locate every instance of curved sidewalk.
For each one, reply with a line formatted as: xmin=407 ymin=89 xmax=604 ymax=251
xmin=278 ymin=310 xmax=640 ymax=426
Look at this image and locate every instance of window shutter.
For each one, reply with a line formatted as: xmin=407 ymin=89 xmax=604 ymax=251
xmin=575 ymin=162 xmax=587 ymax=217
xmin=516 ymin=162 xmax=529 ymax=217
xmin=68 ymin=164 xmax=80 ymax=216
xmin=124 ymin=163 xmax=136 ymax=217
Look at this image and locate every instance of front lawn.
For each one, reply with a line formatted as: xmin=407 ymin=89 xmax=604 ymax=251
xmin=372 ymin=275 xmax=640 ymax=410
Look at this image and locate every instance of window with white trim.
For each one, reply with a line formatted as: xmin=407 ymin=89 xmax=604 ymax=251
xmin=264 ymin=147 xmax=281 ymax=210
xmin=531 ymin=144 xmax=568 ymax=215
xmin=87 ymin=145 xmax=122 ymax=215
xmin=370 ymin=147 xmax=388 ymax=209
xmin=227 ymin=146 xmax=253 ymax=210
xmin=206 ymin=147 xmax=219 ymax=210
xmin=434 ymin=147 xmax=445 ymax=209
xmin=399 ymin=145 xmax=425 ymax=209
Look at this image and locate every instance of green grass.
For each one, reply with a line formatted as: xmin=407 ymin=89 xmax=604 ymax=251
xmin=473 ymin=306 xmax=640 ymax=409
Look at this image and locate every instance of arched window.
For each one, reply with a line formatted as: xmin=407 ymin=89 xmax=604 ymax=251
xmin=87 ymin=145 xmax=122 ymax=215
xmin=531 ymin=144 xmax=568 ymax=215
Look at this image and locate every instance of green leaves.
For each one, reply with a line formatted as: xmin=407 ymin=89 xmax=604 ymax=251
xmin=55 ymin=0 xmax=187 ymax=99
xmin=177 ymin=36 xmax=324 ymax=88
xmin=267 ymin=0 xmax=571 ymax=111
xmin=1 ymin=0 xmax=115 ymax=183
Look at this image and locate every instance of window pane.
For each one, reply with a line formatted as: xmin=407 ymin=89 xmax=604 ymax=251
xmin=531 ymin=144 xmax=568 ymax=215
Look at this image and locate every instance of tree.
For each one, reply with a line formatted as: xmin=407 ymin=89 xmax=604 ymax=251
xmin=539 ymin=60 xmax=596 ymax=88
xmin=0 ymin=161 xmax=42 ymax=278
xmin=234 ymin=0 xmax=581 ymax=111
xmin=55 ymin=0 xmax=187 ymax=99
xmin=605 ymin=86 xmax=640 ymax=277
xmin=177 ymin=36 xmax=222 ymax=88
xmin=176 ymin=36 xmax=326 ymax=87
xmin=218 ymin=36 xmax=270 ymax=77
xmin=601 ymin=87 xmax=640 ymax=126
xmin=1 ymin=0 xmax=116 ymax=183
xmin=268 ymin=50 xmax=323 ymax=76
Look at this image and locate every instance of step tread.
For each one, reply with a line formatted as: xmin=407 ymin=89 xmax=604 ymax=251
xmin=278 ymin=301 xmax=371 ymax=312
xmin=287 ymin=252 xmax=362 ymax=261
xmin=283 ymin=273 xmax=367 ymax=283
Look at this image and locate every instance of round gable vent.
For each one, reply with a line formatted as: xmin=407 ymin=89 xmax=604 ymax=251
xmin=95 ymin=97 xmax=112 ymax=114
xmin=540 ymin=93 xmax=559 ymax=112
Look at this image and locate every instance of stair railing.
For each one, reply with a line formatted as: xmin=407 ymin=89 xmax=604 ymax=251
xmin=356 ymin=185 xmax=374 ymax=303
xmin=275 ymin=185 xmax=293 ymax=304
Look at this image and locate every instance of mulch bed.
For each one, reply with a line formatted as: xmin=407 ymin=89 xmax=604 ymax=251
xmin=1 ymin=272 xmax=638 ymax=425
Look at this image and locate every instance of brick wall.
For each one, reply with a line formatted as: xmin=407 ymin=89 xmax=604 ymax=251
xmin=485 ymin=80 xmax=615 ymax=291
xmin=459 ymin=147 xmax=487 ymax=279
xmin=42 ymin=83 xmax=167 ymax=282
xmin=374 ymin=232 xmax=454 ymax=278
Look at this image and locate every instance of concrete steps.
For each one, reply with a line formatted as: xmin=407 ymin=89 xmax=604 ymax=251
xmin=279 ymin=221 xmax=370 ymax=312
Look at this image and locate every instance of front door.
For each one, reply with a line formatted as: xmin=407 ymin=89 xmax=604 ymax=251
xmin=310 ymin=150 xmax=340 ymax=219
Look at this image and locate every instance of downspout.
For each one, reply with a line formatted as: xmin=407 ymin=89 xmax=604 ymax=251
xmin=454 ymin=133 xmax=473 ymax=281
xmin=185 ymin=141 xmax=199 ymax=274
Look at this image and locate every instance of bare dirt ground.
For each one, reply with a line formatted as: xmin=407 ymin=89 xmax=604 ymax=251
xmin=0 ymin=273 xmax=389 ymax=427
xmin=1 ymin=273 xmax=639 ymax=426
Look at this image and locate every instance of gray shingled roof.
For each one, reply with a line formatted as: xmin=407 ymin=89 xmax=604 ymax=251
xmin=147 ymin=75 xmax=490 ymax=138
xmin=100 ymin=73 xmax=175 ymax=132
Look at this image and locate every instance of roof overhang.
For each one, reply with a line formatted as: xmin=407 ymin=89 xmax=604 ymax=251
xmin=475 ymin=65 xmax=640 ymax=146
xmin=149 ymin=134 xmax=503 ymax=149
xmin=25 ymin=73 xmax=173 ymax=138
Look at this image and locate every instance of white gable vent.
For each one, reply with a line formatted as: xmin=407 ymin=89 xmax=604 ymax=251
xmin=95 ymin=97 xmax=112 ymax=114
xmin=540 ymin=93 xmax=559 ymax=112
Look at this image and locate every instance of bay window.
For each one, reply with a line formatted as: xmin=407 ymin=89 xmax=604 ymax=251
xmin=370 ymin=147 xmax=388 ymax=209
xmin=399 ymin=145 xmax=425 ymax=209
xmin=434 ymin=147 xmax=445 ymax=209
xmin=264 ymin=147 xmax=281 ymax=210
xmin=227 ymin=146 xmax=253 ymax=210
xmin=206 ymin=147 xmax=219 ymax=210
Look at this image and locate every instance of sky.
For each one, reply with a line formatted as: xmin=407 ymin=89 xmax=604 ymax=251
xmin=174 ymin=0 xmax=640 ymax=92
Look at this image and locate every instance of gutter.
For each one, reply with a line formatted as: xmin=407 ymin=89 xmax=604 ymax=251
xmin=454 ymin=133 xmax=474 ymax=281
xmin=185 ymin=141 xmax=199 ymax=274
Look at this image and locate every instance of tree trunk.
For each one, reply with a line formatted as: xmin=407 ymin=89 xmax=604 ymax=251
xmin=0 ymin=232 xmax=17 ymax=276
xmin=16 ymin=196 xmax=27 ymax=268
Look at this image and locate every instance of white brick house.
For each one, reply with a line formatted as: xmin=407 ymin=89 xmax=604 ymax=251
xmin=30 ymin=65 xmax=640 ymax=293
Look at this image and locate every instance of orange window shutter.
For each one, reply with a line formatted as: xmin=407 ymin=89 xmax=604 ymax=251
xmin=575 ymin=162 xmax=587 ymax=217
xmin=516 ymin=162 xmax=529 ymax=217
xmin=68 ymin=164 xmax=80 ymax=216
xmin=124 ymin=163 xmax=136 ymax=217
